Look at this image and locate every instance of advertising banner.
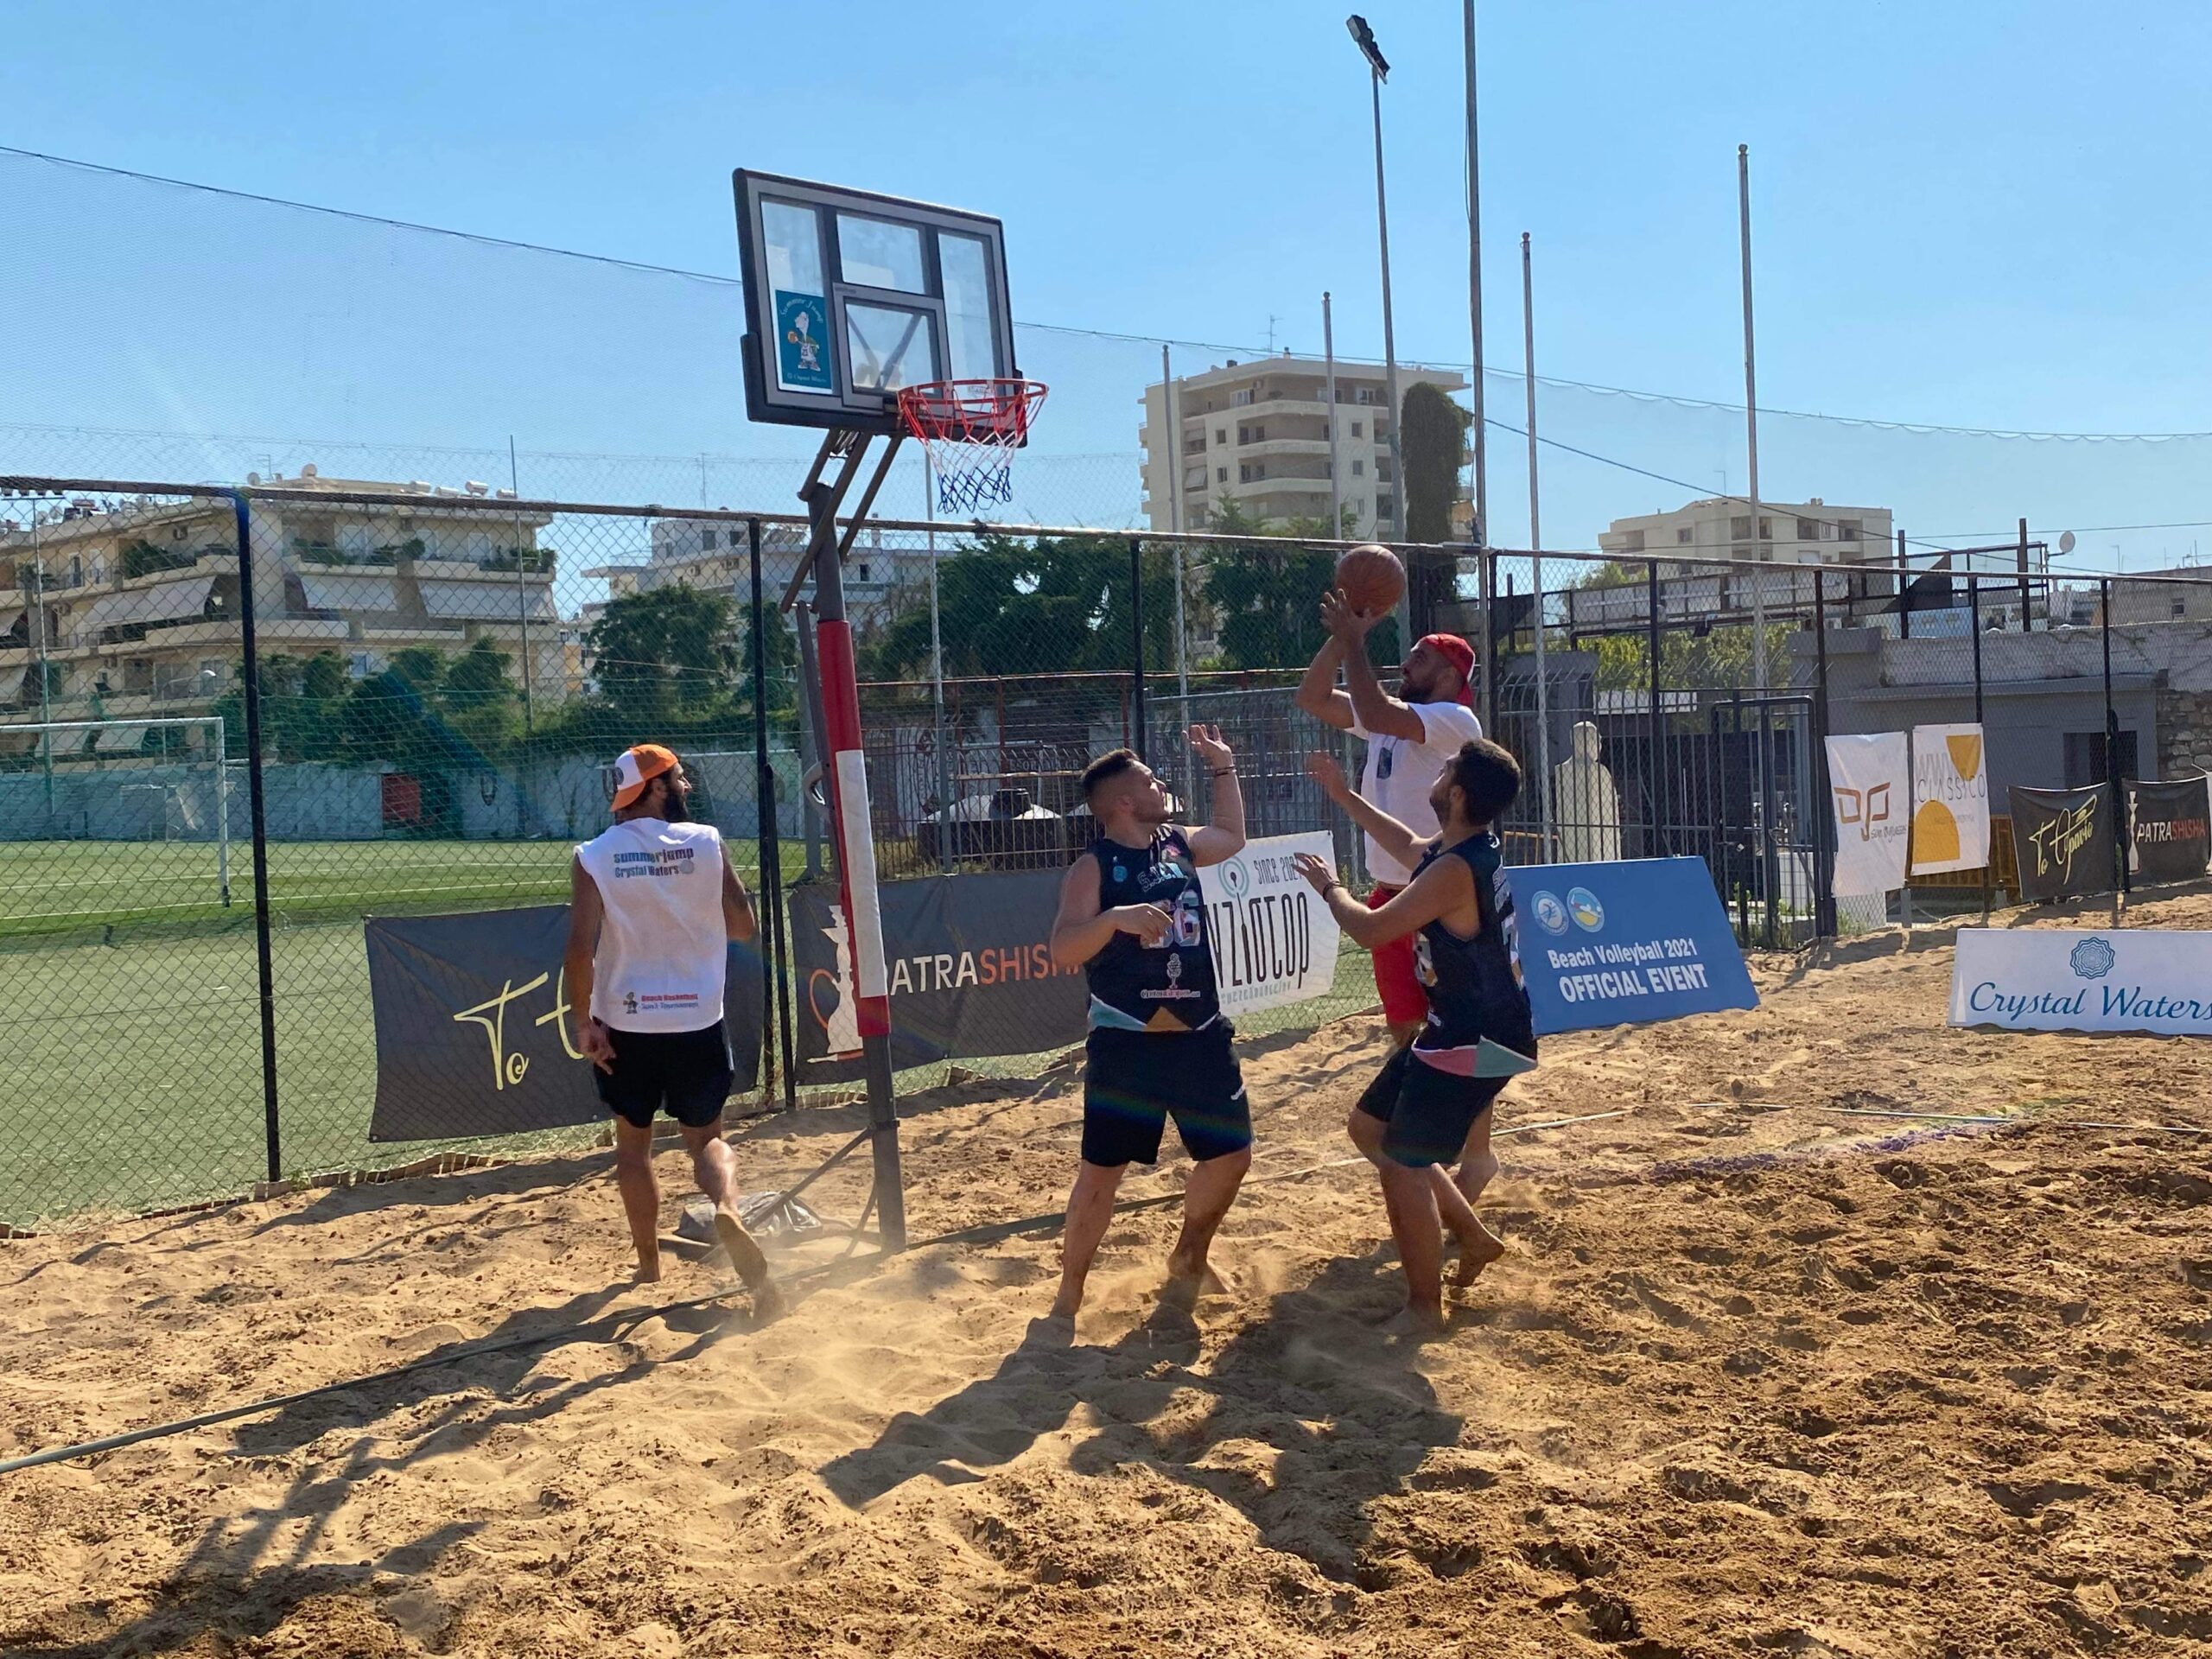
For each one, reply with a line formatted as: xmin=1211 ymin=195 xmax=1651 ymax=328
xmin=2008 ymin=785 xmax=2113 ymax=902
xmin=790 ymin=868 xmax=1085 ymax=1082
xmin=2129 ymin=776 xmax=2210 ymax=886
xmin=1825 ymin=733 xmax=1910 ymax=897
xmin=366 ymin=906 xmax=763 ymax=1143
xmin=1950 ymin=927 xmax=2212 ymax=1036
xmin=1198 ymin=832 xmax=1341 ymax=1018
xmin=1503 ymin=857 xmax=1758 ymax=1036
xmin=1910 ymin=723 xmax=1991 ymax=874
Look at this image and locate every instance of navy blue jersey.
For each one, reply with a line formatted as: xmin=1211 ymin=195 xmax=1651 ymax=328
xmin=1409 ymin=831 xmax=1535 ymax=1064
xmin=1084 ymin=828 xmax=1220 ymax=1032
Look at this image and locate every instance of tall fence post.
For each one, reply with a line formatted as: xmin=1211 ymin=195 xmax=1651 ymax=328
xmin=747 ymin=518 xmax=797 ymax=1113
xmin=1812 ymin=569 xmax=1835 ymax=939
xmin=2102 ymin=577 xmax=2128 ymax=918
xmin=231 ymin=492 xmax=282 ymax=1185
xmin=1645 ymin=559 xmax=1663 ymax=857
xmin=1129 ymin=537 xmax=1147 ymax=763
xmin=927 ymin=524 xmax=954 ymax=874
xmin=1970 ymin=571 xmax=1992 ymax=925
xmin=2018 ymin=518 xmax=2032 ymax=631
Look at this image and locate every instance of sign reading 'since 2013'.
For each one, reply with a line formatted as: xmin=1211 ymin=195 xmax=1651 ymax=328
xmin=1503 ymin=857 xmax=1758 ymax=1036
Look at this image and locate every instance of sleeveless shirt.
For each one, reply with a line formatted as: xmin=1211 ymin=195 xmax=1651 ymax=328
xmin=575 ymin=817 xmax=728 ymax=1032
xmin=1409 ymin=830 xmax=1535 ymax=1071
xmin=1084 ymin=827 xmax=1220 ymax=1033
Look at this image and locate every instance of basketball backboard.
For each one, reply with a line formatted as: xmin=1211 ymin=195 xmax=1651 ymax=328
xmin=733 ymin=170 xmax=1018 ymax=434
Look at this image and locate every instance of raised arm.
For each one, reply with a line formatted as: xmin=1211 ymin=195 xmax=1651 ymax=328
xmin=1049 ymin=855 xmax=1172 ymax=969
xmin=1183 ymin=723 xmax=1245 ymax=866
xmin=1322 ymin=590 xmax=1425 ymax=741
xmin=1294 ymin=634 xmax=1355 ymax=732
xmin=563 ymin=856 xmax=615 ymax=1072
xmin=1294 ymin=849 xmax=1472 ymax=950
xmin=1304 ymin=751 xmax=1427 ymax=874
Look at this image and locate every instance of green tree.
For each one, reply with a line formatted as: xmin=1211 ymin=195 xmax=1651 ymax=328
xmin=213 ymin=649 xmax=352 ymax=761
xmin=1200 ymin=518 xmax=1399 ymax=673
xmin=442 ymin=637 xmax=523 ymax=752
xmin=586 ymin=584 xmax=741 ymax=732
xmin=1401 ymin=382 xmax=1472 ymax=635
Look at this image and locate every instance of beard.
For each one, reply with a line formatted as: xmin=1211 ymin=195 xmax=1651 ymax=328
xmin=1128 ymin=796 xmax=1174 ymax=825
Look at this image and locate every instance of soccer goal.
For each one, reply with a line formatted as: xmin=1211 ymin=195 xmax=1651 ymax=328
xmin=16 ymin=717 xmax=232 ymax=906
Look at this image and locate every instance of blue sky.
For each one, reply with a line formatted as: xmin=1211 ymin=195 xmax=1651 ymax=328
xmin=6 ymin=1 xmax=2212 ymax=558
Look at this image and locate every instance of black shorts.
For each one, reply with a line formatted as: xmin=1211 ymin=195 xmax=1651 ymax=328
xmin=594 ymin=1022 xmax=734 ymax=1130
xmin=1082 ymin=1022 xmax=1252 ymax=1167
xmin=1355 ymin=1044 xmax=1511 ymax=1168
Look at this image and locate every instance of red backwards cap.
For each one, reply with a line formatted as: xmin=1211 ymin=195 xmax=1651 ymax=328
xmin=1418 ymin=632 xmax=1476 ymax=706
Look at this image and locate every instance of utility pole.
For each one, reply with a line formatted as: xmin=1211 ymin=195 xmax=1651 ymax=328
xmin=1739 ymin=143 xmax=1766 ymax=693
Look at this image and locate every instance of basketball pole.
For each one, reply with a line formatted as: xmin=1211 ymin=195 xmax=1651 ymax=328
xmin=796 ymin=429 xmax=907 ymax=1252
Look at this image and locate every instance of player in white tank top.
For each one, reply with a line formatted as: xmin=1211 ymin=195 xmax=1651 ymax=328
xmin=562 ymin=744 xmax=772 ymax=1299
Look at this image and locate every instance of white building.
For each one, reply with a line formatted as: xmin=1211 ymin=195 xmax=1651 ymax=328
xmin=581 ymin=520 xmax=932 ymax=632
xmin=1599 ymin=496 xmax=1892 ymax=572
xmin=1140 ymin=354 xmax=1468 ymax=537
xmin=0 ymin=473 xmax=569 ymax=751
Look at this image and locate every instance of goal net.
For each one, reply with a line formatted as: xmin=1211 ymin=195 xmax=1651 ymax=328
xmin=0 ymin=717 xmax=232 ymax=907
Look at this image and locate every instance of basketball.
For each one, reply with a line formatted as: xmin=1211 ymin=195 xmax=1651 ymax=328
xmin=1333 ymin=543 xmax=1405 ymax=616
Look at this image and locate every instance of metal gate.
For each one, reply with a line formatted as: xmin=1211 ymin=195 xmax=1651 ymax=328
xmin=1707 ymin=695 xmax=1823 ymax=948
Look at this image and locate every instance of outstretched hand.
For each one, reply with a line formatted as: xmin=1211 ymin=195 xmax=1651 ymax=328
xmin=1188 ymin=722 xmax=1234 ymax=772
xmin=1305 ymin=750 xmax=1350 ymax=801
xmin=1292 ymin=851 xmax=1342 ymax=896
xmin=1319 ymin=587 xmax=1382 ymax=644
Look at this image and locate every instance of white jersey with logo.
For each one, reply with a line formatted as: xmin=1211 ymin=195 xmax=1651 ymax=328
xmin=575 ymin=817 xmax=728 ymax=1033
xmin=1351 ymin=702 xmax=1484 ymax=886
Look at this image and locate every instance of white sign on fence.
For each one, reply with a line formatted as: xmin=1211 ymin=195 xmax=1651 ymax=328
xmin=1826 ymin=732 xmax=1910 ymax=897
xmin=1910 ymin=722 xmax=1991 ymax=875
xmin=1948 ymin=927 xmax=2212 ymax=1036
xmin=1200 ymin=831 xmax=1341 ymax=1017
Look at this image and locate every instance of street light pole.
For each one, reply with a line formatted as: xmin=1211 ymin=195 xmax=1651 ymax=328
xmin=1347 ymin=15 xmax=1408 ymax=650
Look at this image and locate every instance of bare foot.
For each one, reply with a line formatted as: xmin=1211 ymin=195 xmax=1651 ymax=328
xmin=1452 ymin=1220 xmax=1508 ymax=1287
xmin=632 ymin=1257 xmax=664 ymax=1285
xmin=712 ymin=1206 xmax=771 ymax=1291
xmin=1047 ymin=1286 xmax=1084 ymax=1321
xmin=1378 ymin=1303 xmax=1448 ymax=1339
xmin=1457 ymin=1147 xmax=1501 ymax=1205
xmin=1165 ymin=1253 xmax=1230 ymax=1294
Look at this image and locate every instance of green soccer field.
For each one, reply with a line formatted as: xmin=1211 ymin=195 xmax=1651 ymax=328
xmin=0 ymin=838 xmax=1376 ymax=1229
xmin=0 ymin=838 xmax=759 ymax=1225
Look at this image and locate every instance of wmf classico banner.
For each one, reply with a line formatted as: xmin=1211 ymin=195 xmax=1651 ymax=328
xmin=365 ymin=906 xmax=764 ymax=1142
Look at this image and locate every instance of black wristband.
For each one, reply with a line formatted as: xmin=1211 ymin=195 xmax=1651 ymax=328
xmin=1211 ymin=767 xmax=1235 ymax=779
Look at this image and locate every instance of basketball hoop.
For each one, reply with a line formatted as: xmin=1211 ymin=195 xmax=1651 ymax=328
xmin=896 ymin=378 xmax=1047 ymax=516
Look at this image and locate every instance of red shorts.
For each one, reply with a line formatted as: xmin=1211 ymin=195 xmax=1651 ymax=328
xmin=1367 ymin=884 xmax=1425 ymax=1026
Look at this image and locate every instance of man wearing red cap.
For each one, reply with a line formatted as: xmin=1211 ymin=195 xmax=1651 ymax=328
xmin=563 ymin=743 xmax=772 ymax=1300
xmin=1295 ymin=594 xmax=1483 ymax=1049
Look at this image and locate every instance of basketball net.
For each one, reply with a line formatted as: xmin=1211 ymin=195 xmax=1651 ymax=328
xmin=896 ymin=378 xmax=1047 ymax=516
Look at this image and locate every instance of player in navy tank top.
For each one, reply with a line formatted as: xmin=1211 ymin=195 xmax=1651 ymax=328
xmin=1299 ymin=736 xmax=1535 ymax=1335
xmin=1045 ymin=729 xmax=1251 ymax=1325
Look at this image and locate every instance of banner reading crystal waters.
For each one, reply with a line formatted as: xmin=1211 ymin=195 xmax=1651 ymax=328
xmin=1950 ymin=928 xmax=2212 ymax=1036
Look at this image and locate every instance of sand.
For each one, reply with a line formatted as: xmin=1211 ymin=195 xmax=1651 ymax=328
xmin=3 ymin=894 xmax=2209 ymax=1657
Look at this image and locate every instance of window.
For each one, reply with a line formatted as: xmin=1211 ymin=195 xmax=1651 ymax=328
xmin=858 ymin=563 xmax=871 ymax=583
xmin=1239 ymin=463 xmax=1266 ymax=482
xmin=1796 ymin=518 xmax=1819 ymax=541
xmin=700 ymin=529 xmax=716 ymax=551
xmin=1621 ymin=531 xmax=1645 ymax=551
xmin=2064 ymin=729 xmax=2139 ymax=788
xmin=1836 ymin=519 xmax=1860 ymax=541
xmin=1357 ymin=386 xmax=1376 ymax=404
xmin=1216 ymin=467 xmax=1229 ymax=484
xmin=1376 ymin=494 xmax=1395 ymax=519
xmin=1676 ymin=526 xmax=1694 ymax=545
xmin=349 ymin=652 xmax=372 ymax=680
xmin=1215 ymin=428 xmax=1227 ymax=445
xmin=171 ymin=525 xmax=188 ymax=542
xmin=2175 ymin=595 xmax=2188 ymax=619
xmin=1731 ymin=515 xmax=1751 ymax=539
xmin=1232 ymin=389 xmax=1255 ymax=406
xmin=1351 ymin=459 xmax=1365 ymax=476
xmin=1351 ymin=421 xmax=1363 ymax=439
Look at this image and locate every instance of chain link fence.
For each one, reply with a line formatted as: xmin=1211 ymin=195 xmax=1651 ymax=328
xmin=7 ymin=474 xmax=2212 ymax=1226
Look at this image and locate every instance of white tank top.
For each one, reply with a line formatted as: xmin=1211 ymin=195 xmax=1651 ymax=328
xmin=575 ymin=818 xmax=728 ymax=1033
